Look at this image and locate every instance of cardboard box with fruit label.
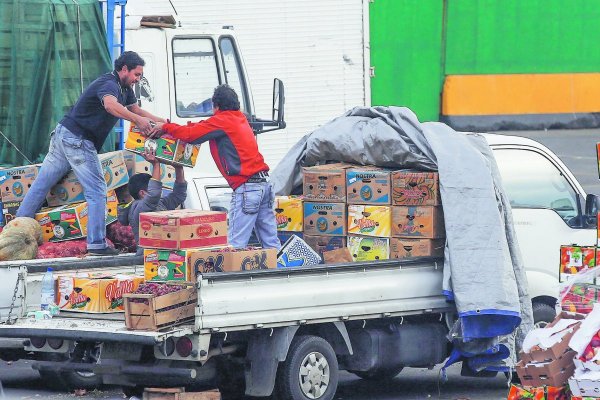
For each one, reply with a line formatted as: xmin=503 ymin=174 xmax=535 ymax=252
xmin=2 ymin=201 xmax=20 ymax=225
xmin=139 ymin=209 xmax=227 ymax=250
xmin=125 ymin=126 xmax=200 ymax=167
xmin=303 ymin=202 xmax=346 ymax=236
xmin=36 ymin=190 xmax=118 ymax=242
xmin=391 ymin=171 xmax=440 ymax=206
xmin=392 ymin=205 xmax=445 ymax=239
xmin=57 ymin=273 xmax=143 ymax=313
xmin=123 ymin=152 xmax=175 ymax=189
xmin=190 ymin=247 xmax=277 ymax=278
xmin=144 ymin=249 xmax=195 ymax=281
xmin=347 ymin=236 xmax=390 ymax=262
xmin=559 ymin=245 xmax=599 ymax=282
xmin=347 ymin=205 xmax=391 ymax=237
xmin=346 ymin=167 xmax=392 ymax=205
xmin=274 ymin=196 xmax=303 ymax=232
xmin=46 ymin=151 xmax=129 ymax=206
xmin=0 ymin=165 xmax=38 ymax=203
xmin=302 ymin=163 xmax=352 ymax=203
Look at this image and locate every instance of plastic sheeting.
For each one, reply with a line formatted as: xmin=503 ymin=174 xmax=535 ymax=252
xmin=0 ymin=0 xmax=114 ymax=166
xmin=272 ymin=106 xmax=534 ymax=365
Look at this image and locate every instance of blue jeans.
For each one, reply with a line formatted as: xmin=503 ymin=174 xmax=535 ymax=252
xmin=229 ymin=181 xmax=281 ymax=250
xmin=17 ymin=124 xmax=108 ymax=250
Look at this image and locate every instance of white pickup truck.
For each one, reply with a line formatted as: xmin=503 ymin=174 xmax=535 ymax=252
xmin=0 ymin=133 xmax=595 ymax=400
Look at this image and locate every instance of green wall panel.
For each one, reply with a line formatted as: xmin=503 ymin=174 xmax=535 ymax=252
xmin=369 ymin=0 xmax=444 ymax=121
xmin=445 ymin=0 xmax=600 ymax=74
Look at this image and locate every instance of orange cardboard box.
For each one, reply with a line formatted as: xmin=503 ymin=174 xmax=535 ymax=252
xmin=302 ymin=163 xmax=353 ymax=203
xmin=390 ymin=238 xmax=445 ymax=259
xmin=391 ymin=205 xmax=445 ymax=239
xmin=56 ymin=274 xmax=143 ymax=313
xmin=346 ymin=167 xmax=392 ymax=205
xmin=139 ymin=209 xmax=227 ymax=250
xmin=391 ymin=171 xmax=440 ymax=206
xmin=190 ymin=247 xmax=277 ymax=278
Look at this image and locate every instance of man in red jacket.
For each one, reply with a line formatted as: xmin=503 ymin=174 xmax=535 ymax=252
xmin=153 ymin=85 xmax=280 ymax=250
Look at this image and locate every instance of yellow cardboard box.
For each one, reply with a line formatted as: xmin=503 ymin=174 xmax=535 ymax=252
xmin=274 ymin=196 xmax=303 ymax=232
xmin=347 ymin=205 xmax=392 ymax=237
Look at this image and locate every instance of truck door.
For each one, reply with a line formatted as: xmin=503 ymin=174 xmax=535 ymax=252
xmin=492 ymin=147 xmax=596 ymax=300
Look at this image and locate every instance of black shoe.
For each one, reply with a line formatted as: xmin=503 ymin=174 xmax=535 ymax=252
xmin=88 ymin=247 xmax=120 ymax=256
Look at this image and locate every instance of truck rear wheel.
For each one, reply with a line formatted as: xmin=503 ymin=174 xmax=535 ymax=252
xmin=274 ymin=335 xmax=339 ymax=400
xmin=61 ymin=343 xmax=103 ymax=390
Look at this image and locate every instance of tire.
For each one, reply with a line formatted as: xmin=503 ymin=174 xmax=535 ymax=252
xmin=350 ymin=366 xmax=403 ymax=381
xmin=532 ymin=302 xmax=556 ymax=329
xmin=37 ymin=353 xmax=68 ymax=391
xmin=274 ymin=335 xmax=339 ymax=400
xmin=61 ymin=343 xmax=103 ymax=390
xmin=122 ymin=385 xmax=144 ymax=398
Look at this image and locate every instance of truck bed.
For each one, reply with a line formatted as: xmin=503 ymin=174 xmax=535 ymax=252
xmin=0 ymin=257 xmax=450 ymax=342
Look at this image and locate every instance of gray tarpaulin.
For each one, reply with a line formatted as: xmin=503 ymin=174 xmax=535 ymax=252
xmin=271 ymin=106 xmax=533 ymax=365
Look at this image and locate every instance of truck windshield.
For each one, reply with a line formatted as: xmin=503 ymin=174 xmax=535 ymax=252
xmin=494 ymin=148 xmax=579 ymax=225
xmin=173 ymin=38 xmax=219 ymax=118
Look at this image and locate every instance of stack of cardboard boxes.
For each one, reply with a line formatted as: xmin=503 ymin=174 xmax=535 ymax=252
xmin=140 ymin=209 xmax=278 ymax=281
xmin=275 ymin=163 xmax=446 ymax=263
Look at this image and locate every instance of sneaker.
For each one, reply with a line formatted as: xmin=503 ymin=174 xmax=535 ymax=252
xmin=87 ymin=247 xmax=120 ymax=256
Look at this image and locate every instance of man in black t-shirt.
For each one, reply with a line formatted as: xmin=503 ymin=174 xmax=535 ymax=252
xmin=17 ymin=51 xmax=164 ymax=256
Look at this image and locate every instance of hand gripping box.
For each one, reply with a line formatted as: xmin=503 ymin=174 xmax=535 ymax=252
xmin=139 ymin=209 xmax=227 ymax=250
xmin=346 ymin=167 xmax=392 ymax=205
xmin=391 ymin=171 xmax=441 ymax=206
xmin=123 ymin=152 xmax=176 ymax=189
xmin=125 ymin=126 xmax=200 ymax=168
xmin=0 ymin=164 xmax=39 ymax=203
xmin=302 ymin=163 xmax=353 ymax=203
xmin=347 ymin=205 xmax=392 ymax=238
xmin=303 ymin=202 xmax=346 ymax=236
xmin=36 ymin=190 xmax=118 ymax=242
xmin=392 ymin=205 xmax=445 ymax=239
xmin=274 ymin=196 xmax=303 ymax=232
xmin=47 ymin=151 xmax=130 ymax=206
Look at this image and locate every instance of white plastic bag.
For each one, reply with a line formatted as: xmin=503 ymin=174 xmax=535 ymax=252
xmin=570 ymin=303 xmax=600 ymax=357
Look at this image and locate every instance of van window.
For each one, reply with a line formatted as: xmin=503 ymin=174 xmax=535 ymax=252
xmin=494 ymin=148 xmax=579 ymax=224
xmin=205 ymin=186 xmax=232 ymax=213
xmin=219 ymin=37 xmax=249 ymax=114
xmin=173 ymin=38 xmax=219 ymax=118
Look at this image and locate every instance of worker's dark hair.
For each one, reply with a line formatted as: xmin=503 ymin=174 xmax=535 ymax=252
xmin=114 ymin=51 xmax=145 ymax=72
xmin=212 ymin=84 xmax=240 ymax=111
xmin=128 ymin=173 xmax=151 ymax=200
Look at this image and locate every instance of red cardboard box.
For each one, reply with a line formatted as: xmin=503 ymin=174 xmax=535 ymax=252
xmin=559 ymin=245 xmax=598 ymax=282
xmin=391 ymin=171 xmax=440 ymax=206
xmin=139 ymin=210 xmax=227 ymax=250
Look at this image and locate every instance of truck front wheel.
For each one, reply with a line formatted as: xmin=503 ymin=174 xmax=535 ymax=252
xmin=532 ymin=302 xmax=556 ymax=329
xmin=274 ymin=335 xmax=339 ymax=400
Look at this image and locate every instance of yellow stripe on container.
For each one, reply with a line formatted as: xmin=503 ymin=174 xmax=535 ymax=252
xmin=442 ymin=73 xmax=600 ymax=115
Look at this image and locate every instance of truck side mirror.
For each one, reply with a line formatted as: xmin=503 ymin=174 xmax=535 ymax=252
xmin=584 ymin=194 xmax=600 ymax=228
xmin=272 ymin=78 xmax=286 ymax=129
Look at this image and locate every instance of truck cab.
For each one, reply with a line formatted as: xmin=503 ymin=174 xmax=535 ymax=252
xmin=125 ymin=24 xmax=284 ymax=177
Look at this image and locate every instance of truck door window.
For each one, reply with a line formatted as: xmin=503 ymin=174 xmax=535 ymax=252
xmin=173 ymin=38 xmax=219 ymax=117
xmin=494 ymin=149 xmax=579 ymax=225
xmin=219 ymin=37 xmax=248 ymax=114
xmin=205 ymin=186 xmax=233 ymax=213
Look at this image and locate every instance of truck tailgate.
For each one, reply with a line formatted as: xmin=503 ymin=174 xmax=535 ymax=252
xmin=0 ymin=314 xmax=193 ymax=345
xmin=197 ymin=258 xmax=450 ymax=332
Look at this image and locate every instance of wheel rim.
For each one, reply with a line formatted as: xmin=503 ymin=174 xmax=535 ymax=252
xmin=75 ymin=345 xmax=100 ymax=378
xmin=298 ymin=351 xmax=330 ymax=399
xmin=534 ymin=320 xmax=549 ymax=329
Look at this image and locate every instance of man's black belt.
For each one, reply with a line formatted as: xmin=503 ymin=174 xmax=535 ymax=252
xmin=246 ymin=171 xmax=269 ymax=183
